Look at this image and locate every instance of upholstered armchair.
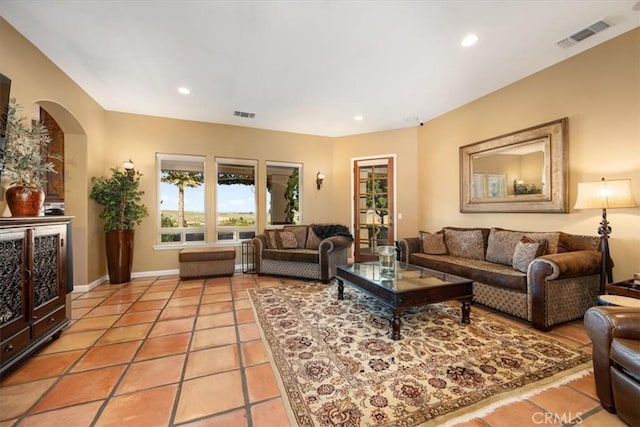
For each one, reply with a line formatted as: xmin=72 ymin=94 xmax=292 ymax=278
xmin=584 ymin=306 xmax=640 ymax=426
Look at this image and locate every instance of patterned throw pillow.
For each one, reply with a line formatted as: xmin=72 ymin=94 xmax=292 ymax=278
xmin=444 ymin=229 xmax=485 ymax=260
xmin=419 ymin=231 xmax=447 ymax=255
xmin=276 ymin=230 xmax=298 ymax=249
xmin=264 ymin=229 xmax=278 ymax=249
xmin=486 ymin=229 xmax=525 ymax=266
xmin=512 ymin=236 xmax=548 ymax=273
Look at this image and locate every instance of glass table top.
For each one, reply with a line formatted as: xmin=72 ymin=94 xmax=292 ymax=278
xmin=339 ymin=261 xmax=471 ymax=293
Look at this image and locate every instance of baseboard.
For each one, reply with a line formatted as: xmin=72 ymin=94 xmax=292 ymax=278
xmin=70 ymin=265 xmax=243 ymax=293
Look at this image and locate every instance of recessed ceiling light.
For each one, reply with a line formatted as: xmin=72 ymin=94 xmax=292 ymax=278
xmin=354 ymin=115 xmax=364 ymax=121
xmin=406 ymin=116 xmax=419 ymax=123
xmin=178 ymin=87 xmax=191 ymax=95
xmin=461 ymin=34 xmax=479 ymax=47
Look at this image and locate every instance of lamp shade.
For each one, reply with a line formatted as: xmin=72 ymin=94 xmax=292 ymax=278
xmin=574 ymin=179 xmax=637 ymax=210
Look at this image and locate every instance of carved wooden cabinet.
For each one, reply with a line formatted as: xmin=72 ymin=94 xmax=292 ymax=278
xmin=0 ymin=217 xmax=71 ymax=376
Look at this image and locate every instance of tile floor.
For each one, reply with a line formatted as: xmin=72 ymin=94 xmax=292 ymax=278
xmin=0 ymin=274 xmax=627 ymax=427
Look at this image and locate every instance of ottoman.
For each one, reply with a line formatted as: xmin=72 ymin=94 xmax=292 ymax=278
xmin=179 ymin=247 xmax=236 ymax=279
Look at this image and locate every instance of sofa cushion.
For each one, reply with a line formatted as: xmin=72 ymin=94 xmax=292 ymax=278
xmin=284 ymin=225 xmax=309 ymax=249
xmin=264 ymin=229 xmax=278 ymax=249
xmin=276 ymin=230 xmax=298 ymax=249
xmin=512 ymin=237 xmax=548 ymax=273
xmin=486 ymin=228 xmax=525 ymax=265
xmin=410 ymin=253 xmax=527 ymax=293
xmin=524 ymin=231 xmax=560 ymax=254
xmin=262 ymin=248 xmax=319 ymax=263
xmin=305 ymin=227 xmax=322 ymax=250
xmin=420 ymin=231 xmax=447 ymax=255
xmin=443 ymin=228 xmax=485 ymax=260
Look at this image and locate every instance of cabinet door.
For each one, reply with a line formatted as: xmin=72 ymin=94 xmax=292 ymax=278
xmin=31 ymin=225 xmax=66 ymax=324
xmin=0 ymin=229 xmax=29 ymax=338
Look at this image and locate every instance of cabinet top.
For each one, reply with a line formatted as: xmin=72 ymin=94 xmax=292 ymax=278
xmin=0 ymin=216 xmax=74 ymax=228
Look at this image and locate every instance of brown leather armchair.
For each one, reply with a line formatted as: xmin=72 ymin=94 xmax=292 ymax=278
xmin=584 ymin=306 xmax=640 ymax=426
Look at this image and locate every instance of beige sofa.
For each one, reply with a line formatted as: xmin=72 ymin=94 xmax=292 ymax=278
xmin=252 ymin=224 xmax=353 ymax=283
xmin=398 ymin=227 xmax=602 ymax=331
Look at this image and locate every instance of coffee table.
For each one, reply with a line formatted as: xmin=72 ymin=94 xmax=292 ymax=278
xmin=336 ymin=262 xmax=473 ymax=340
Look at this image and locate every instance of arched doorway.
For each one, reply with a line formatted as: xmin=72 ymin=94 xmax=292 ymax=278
xmin=35 ymin=100 xmax=88 ymax=289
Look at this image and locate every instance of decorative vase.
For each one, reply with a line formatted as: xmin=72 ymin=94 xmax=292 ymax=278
xmin=105 ymin=230 xmax=134 ymax=284
xmin=5 ymin=186 xmax=45 ymax=217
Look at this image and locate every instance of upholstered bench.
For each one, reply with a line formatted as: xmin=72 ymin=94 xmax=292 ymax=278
xmin=179 ymin=247 xmax=236 ymax=279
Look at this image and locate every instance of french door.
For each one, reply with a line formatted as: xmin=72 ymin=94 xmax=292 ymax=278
xmin=353 ymin=157 xmax=395 ymax=262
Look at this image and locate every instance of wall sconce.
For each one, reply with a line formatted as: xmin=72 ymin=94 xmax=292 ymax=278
xmin=574 ymin=177 xmax=637 ymax=293
xmin=122 ymin=159 xmax=135 ymax=177
xmin=316 ymin=172 xmax=325 ymax=190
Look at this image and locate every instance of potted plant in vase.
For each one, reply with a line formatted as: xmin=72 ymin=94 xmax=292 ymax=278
xmin=1 ymin=98 xmax=58 ymax=216
xmin=90 ymin=163 xmax=148 ymax=284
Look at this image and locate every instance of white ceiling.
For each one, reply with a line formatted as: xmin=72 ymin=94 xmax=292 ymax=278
xmin=1 ymin=1 xmax=639 ymax=137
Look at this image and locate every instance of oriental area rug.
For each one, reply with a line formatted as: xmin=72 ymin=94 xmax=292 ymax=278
xmin=248 ymin=282 xmax=592 ymax=427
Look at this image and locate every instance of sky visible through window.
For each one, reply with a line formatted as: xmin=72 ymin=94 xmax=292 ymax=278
xmin=160 ymin=182 xmax=255 ymax=213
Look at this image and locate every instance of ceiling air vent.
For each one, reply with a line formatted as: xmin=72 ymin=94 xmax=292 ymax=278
xmin=556 ymin=19 xmax=611 ymax=48
xmin=234 ymin=111 xmax=255 ymax=119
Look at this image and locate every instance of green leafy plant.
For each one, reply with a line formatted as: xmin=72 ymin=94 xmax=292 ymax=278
xmin=2 ymin=98 xmax=59 ymax=189
xmin=90 ymin=167 xmax=149 ymax=232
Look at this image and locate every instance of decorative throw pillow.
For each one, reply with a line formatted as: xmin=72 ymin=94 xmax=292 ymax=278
xmin=276 ymin=230 xmax=298 ymax=249
xmin=264 ymin=229 xmax=278 ymax=249
xmin=419 ymin=231 xmax=447 ymax=255
xmin=305 ymin=227 xmax=322 ymax=250
xmin=444 ymin=229 xmax=485 ymax=260
xmin=284 ymin=226 xmax=308 ymax=249
xmin=486 ymin=228 xmax=525 ymax=266
xmin=512 ymin=236 xmax=548 ymax=273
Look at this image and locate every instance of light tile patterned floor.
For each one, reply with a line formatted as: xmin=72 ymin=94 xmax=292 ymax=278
xmin=0 ymin=274 xmax=627 ymax=426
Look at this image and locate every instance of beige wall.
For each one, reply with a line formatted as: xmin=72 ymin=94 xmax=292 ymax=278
xmin=103 ymin=112 xmax=334 ymax=273
xmin=332 ymin=127 xmax=419 ymax=243
xmin=417 ymin=28 xmax=640 ymax=279
xmin=0 ymin=18 xmax=107 ymax=286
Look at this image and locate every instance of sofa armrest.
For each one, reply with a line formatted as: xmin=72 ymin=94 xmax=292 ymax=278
xmin=397 ymin=237 xmax=421 ymax=263
xmin=530 ymin=250 xmax=601 ymax=280
xmin=252 ymin=235 xmax=267 ymax=273
xmin=584 ymin=306 xmax=640 ymax=411
xmin=319 ymin=235 xmax=352 ymax=254
xmin=528 ymin=250 xmax=601 ymax=331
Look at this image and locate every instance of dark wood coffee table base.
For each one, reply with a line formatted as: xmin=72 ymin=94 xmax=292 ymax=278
xmin=336 ymin=265 xmax=472 ymax=340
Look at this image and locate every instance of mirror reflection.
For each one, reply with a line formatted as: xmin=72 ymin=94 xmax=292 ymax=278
xmin=471 ymin=137 xmax=549 ymax=200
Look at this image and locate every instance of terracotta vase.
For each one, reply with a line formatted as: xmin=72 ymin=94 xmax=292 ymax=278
xmin=105 ymin=230 xmax=134 ymax=284
xmin=5 ymin=186 xmax=45 ymax=217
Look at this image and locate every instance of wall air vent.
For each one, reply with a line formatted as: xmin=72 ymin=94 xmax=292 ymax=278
xmin=234 ymin=111 xmax=255 ymax=119
xmin=556 ymin=19 xmax=611 ymax=48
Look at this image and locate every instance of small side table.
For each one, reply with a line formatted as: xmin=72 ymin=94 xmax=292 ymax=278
xmin=597 ymin=294 xmax=640 ymax=308
xmin=598 ymin=279 xmax=640 ymax=307
xmin=241 ymin=240 xmax=256 ymax=274
xmin=605 ymin=279 xmax=640 ymax=299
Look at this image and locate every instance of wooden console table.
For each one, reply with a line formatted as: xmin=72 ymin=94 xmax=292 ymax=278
xmin=0 ymin=216 xmax=73 ymax=376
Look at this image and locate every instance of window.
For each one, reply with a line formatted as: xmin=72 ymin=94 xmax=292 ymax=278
xmin=266 ymin=161 xmax=302 ymax=226
xmin=216 ymin=158 xmax=257 ymax=242
xmin=157 ymin=154 xmax=205 ymax=245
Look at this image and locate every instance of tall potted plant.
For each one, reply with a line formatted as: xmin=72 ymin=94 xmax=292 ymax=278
xmin=1 ymin=99 xmax=58 ymax=216
xmin=90 ymin=165 xmax=148 ymax=284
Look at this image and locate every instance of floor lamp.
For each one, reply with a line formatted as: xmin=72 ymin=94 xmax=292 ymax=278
xmin=574 ymin=178 xmax=637 ymax=294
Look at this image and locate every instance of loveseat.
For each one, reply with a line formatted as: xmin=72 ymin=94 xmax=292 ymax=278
xmin=252 ymin=224 xmax=353 ymax=283
xmin=398 ymin=227 xmax=602 ymax=331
